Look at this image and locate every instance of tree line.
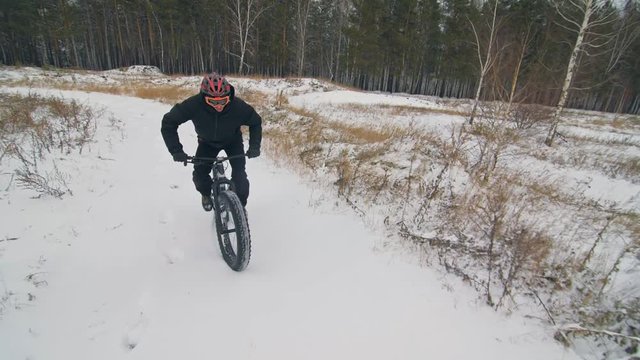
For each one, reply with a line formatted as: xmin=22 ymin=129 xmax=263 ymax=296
xmin=1 ymin=0 xmax=639 ymax=114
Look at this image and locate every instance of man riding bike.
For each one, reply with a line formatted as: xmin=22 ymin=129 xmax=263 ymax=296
xmin=161 ymin=72 xmax=262 ymax=211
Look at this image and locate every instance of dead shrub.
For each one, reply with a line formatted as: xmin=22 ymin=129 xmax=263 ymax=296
xmin=275 ymin=90 xmax=288 ymax=108
xmin=1 ymin=93 xmax=96 ymax=156
xmin=467 ymin=120 xmax=518 ymax=183
xmin=443 ymin=174 xmax=552 ymax=307
xmin=0 ymin=93 xmax=97 ymax=197
xmin=608 ymin=156 xmax=640 ymax=182
xmin=334 ymin=149 xmax=354 ymax=196
xmin=509 ymin=103 xmax=552 ymax=129
xmin=15 ymin=162 xmax=71 ymax=198
xmin=340 ymin=144 xmax=391 ymax=203
xmin=299 ymin=144 xmax=324 ymax=169
xmin=412 ymin=125 xmax=470 ymax=226
xmin=496 ymin=227 xmax=551 ymax=307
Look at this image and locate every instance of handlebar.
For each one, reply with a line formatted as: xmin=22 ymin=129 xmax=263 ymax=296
xmin=182 ymin=154 xmax=247 ymax=166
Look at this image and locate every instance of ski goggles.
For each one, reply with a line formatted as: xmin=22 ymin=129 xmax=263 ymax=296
xmin=205 ymin=95 xmax=230 ymax=111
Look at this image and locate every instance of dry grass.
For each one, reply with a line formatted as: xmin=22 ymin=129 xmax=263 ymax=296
xmin=609 ymin=117 xmax=636 ymax=129
xmin=337 ymin=103 xmax=467 ymax=117
xmin=387 ymin=104 xmax=468 ymax=117
xmin=326 ymin=121 xmax=397 ymax=144
xmin=1 ymin=77 xmax=195 ymax=105
xmin=0 ymin=92 xmax=96 ymax=197
xmin=586 ymin=115 xmax=640 ymax=130
xmin=130 ymin=85 xmax=194 ymax=104
xmin=0 ymin=93 xmax=96 ymax=153
xmin=564 ymin=130 xmax=640 ymax=147
xmin=238 ymin=89 xmax=271 ymax=108
xmin=56 ymin=83 xmax=194 ymax=104
xmin=283 ymin=103 xmax=410 ymax=145
xmin=528 ymin=138 xmax=640 ymax=183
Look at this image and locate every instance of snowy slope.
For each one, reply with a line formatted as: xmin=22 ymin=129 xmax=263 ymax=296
xmin=0 ymin=87 xmax=581 ymax=359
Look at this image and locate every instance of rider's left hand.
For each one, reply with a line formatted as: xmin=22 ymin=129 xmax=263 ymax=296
xmin=246 ymin=147 xmax=261 ymax=159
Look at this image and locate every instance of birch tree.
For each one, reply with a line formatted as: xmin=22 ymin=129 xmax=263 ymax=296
xmin=227 ymin=0 xmax=270 ymax=74
xmin=467 ymin=0 xmax=503 ymax=124
xmin=295 ymin=0 xmax=313 ymax=76
xmin=500 ymin=0 xmax=550 ymax=116
xmin=146 ymin=0 xmax=164 ymax=72
xmin=544 ymin=0 xmax=618 ymax=146
xmin=504 ymin=25 xmax=532 ymax=113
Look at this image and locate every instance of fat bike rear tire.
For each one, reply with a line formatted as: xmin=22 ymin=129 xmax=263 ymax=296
xmin=214 ymin=190 xmax=251 ymax=271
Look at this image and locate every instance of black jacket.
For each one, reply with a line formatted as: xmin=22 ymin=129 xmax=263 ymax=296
xmin=161 ymin=86 xmax=262 ymax=154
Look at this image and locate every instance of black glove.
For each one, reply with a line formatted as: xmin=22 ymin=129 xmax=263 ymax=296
xmin=246 ymin=147 xmax=261 ymax=159
xmin=172 ymin=151 xmax=188 ymax=162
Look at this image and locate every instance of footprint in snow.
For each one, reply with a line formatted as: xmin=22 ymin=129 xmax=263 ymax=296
xmin=155 ymin=220 xmax=184 ymax=264
xmin=123 ymin=312 xmax=149 ymax=351
xmin=158 ymin=210 xmax=173 ymax=225
xmin=163 ymin=245 xmax=185 ymax=265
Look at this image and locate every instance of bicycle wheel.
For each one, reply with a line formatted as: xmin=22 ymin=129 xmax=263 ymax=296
xmin=214 ymin=190 xmax=251 ymax=271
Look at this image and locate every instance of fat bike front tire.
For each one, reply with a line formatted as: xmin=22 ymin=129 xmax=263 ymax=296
xmin=214 ymin=190 xmax=251 ymax=271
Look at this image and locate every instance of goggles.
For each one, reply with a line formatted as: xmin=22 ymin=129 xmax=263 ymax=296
xmin=205 ymin=95 xmax=230 ymax=112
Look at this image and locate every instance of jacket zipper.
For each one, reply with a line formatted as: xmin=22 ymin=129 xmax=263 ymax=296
xmin=213 ymin=111 xmax=219 ymax=142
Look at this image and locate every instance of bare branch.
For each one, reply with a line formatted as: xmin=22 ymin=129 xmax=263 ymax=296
xmin=468 ymin=17 xmax=485 ymax=68
xmin=554 ymin=1 xmax=586 ymax=30
xmin=557 ymin=324 xmax=640 ymax=343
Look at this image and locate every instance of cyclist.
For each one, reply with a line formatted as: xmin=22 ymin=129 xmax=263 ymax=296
xmin=161 ymin=72 xmax=262 ymax=211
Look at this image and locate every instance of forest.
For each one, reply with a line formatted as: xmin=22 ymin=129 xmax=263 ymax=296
xmin=1 ymin=0 xmax=639 ymax=114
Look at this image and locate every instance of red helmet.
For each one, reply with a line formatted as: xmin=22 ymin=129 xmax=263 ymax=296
xmin=200 ymin=72 xmax=231 ymax=97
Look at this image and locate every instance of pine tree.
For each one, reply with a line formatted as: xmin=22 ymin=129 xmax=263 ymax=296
xmin=345 ymin=0 xmax=386 ymax=89
xmin=440 ymin=0 xmax=479 ymax=98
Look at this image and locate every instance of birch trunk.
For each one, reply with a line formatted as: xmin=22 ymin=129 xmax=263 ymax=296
xmin=227 ymin=0 xmax=268 ymax=74
xmin=545 ymin=0 xmax=594 ymax=146
xmin=468 ymin=0 xmax=499 ymax=125
xmin=103 ymin=4 xmax=112 ymax=69
xmin=296 ymin=0 xmax=312 ymax=76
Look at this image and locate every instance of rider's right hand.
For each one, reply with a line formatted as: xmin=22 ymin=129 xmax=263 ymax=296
xmin=172 ymin=151 xmax=189 ymax=162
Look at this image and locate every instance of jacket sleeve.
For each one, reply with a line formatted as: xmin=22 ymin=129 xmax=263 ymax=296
xmin=161 ymin=98 xmax=195 ymax=154
xmin=243 ymin=105 xmax=262 ymax=150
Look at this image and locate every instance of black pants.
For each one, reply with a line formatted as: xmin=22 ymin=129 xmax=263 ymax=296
xmin=192 ymin=136 xmax=249 ymax=206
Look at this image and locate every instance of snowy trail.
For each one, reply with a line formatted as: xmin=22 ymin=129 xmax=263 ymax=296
xmin=0 ymin=89 xmax=579 ymax=360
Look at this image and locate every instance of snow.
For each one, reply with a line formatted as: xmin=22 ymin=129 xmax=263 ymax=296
xmin=290 ymin=89 xmax=459 ymax=113
xmin=103 ymin=65 xmax=163 ymax=75
xmin=0 ymin=70 xmax=584 ymax=359
xmin=288 ymin=88 xmax=640 ymax=214
xmin=232 ymin=77 xmax=336 ymax=96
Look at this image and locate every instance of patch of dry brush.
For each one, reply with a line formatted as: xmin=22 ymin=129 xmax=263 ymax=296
xmin=259 ymin=95 xmax=640 ymax=357
xmin=0 ymin=92 xmax=97 ymax=197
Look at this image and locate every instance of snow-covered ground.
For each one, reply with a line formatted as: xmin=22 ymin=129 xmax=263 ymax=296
xmin=0 ymin=66 xmax=637 ymax=359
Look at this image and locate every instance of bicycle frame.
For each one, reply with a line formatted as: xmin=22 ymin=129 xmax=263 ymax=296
xmin=181 ymin=154 xmax=251 ymax=271
xmin=184 ymin=154 xmax=245 ymax=203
